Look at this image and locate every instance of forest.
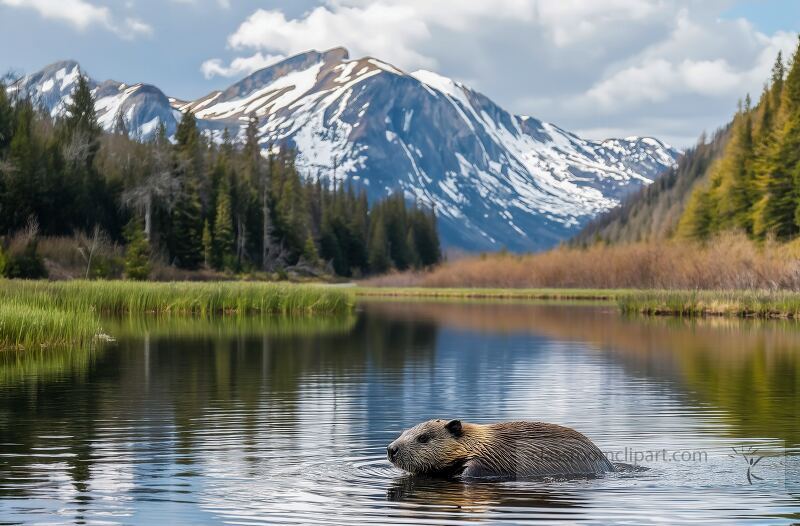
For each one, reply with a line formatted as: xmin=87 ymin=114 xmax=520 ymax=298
xmin=0 ymin=75 xmax=440 ymax=280
xmin=679 ymin=38 xmax=800 ymax=241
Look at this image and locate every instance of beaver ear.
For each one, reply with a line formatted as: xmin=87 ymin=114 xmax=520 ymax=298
xmin=445 ymin=419 xmax=463 ymax=437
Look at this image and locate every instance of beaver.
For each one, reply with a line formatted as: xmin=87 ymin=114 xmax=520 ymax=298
xmin=387 ymin=419 xmax=614 ymax=479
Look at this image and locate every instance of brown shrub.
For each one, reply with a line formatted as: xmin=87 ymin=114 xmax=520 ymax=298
xmin=364 ymin=232 xmax=800 ymax=290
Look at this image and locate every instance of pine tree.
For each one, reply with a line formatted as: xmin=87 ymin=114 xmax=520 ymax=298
xmin=124 ymin=218 xmax=151 ymax=280
xmin=302 ymin=233 xmax=320 ymax=265
xmin=213 ymin=182 xmax=235 ymax=269
xmin=275 ymin=156 xmax=308 ymax=258
xmin=769 ymin=38 xmax=800 ymax=237
xmin=6 ymin=101 xmax=42 ymax=233
xmin=724 ymin=107 xmax=755 ymax=232
xmin=411 ymin=205 xmax=441 ymax=267
xmin=679 ymin=187 xmax=715 ymax=240
xmin=0 ymin=83 xmax=13 ymax=150
xmin=405 ymin=228 xmax=420 ymax=268
xmin=63 ymin=75 xmax=101 ymax=141
xmin=170 ymin=181 xmax=203 ymax=269
xmin=368 ymin=212 xmax=391 ymax=273
xmin=112 ymin=108 xmax=129 ymax=138
xmin=772 ymin=51 xmax=785 ymax=112
xmin=202 ymin=219 xmax=213 ymax=268
xmin=175 ymin=111 xmax=200 ymax=152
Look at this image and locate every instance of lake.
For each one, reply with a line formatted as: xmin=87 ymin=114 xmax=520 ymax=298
xmin=1 ymin=300 xmax=798 ymax=524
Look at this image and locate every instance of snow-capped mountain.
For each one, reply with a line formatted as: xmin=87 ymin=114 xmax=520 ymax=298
xmin=10 ymin=49 xmax=680 ymax=251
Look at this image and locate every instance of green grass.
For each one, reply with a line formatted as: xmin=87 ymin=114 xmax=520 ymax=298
xmin=0 ymin=280 xmax=353 ymax=316
xmin=0 ymin=300 xmax=103 ymax=350
xmin=618 ymin=290 xmax=800 ymax=318
xmin=0 ymin=280 xmax=354 ymax=350
xmin=353 ymin=286 xmax=626 ymax=301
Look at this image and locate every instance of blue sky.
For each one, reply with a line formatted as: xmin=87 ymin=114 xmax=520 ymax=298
xmin=722 ymin=0 xmax=800 ymax=33
xmin=1 ymin=0 xmax=798 ymax=147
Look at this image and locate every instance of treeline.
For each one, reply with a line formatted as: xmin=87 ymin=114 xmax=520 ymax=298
xmin=0 ymin=76 xmax=440 ymax=279
xmin=573 ymin=126 xmax=730 ymax=245
xmin=679 ymin=39 xmax=800 ymax=241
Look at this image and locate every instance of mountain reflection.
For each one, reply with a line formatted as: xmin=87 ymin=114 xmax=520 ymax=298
xmin=0 ymin=302 xmax=797 ymax=524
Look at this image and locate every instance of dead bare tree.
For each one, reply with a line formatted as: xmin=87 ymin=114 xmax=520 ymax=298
xmin=121 ymin=143 xmax=179 ymax=240
xmin=76 ymin=225 xmax=107 ymax=279
xmin=62 ymin=130 xmax=88 ymax=164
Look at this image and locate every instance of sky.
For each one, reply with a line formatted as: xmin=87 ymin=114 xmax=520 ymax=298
xmin=0 ymin=0 xmax=798 ymax=147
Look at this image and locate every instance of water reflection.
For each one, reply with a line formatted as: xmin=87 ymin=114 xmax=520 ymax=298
xmin=386 ymin=476 xmax=583 ymax=514
xmin=366 ymin=301 xmax=800 ymax=446
xmin=0 ymin=301 xmax=798 ymax=524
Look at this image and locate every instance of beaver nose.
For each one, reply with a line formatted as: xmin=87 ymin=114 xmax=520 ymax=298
xmin=387 ymin=445 xmax=398 ymax=460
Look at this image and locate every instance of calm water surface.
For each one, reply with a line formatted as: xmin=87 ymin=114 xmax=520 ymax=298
xmin=1 ymin=301 xmax=799 ymax=524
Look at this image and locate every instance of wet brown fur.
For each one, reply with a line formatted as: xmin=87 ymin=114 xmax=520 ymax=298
xmin=388 ymin=419 xmax=614 ymax=479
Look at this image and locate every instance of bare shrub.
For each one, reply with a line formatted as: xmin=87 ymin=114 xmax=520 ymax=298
xmin=367 ymin=232 xmax=800 ymax=291
xmin=37 ymin=232 xmax=124 ymax=279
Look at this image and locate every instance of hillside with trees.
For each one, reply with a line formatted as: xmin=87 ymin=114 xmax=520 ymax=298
xmin=0 ymin=76 xmax=440 ymax=280
xmin=576 ymin=40 xmax=800 ymax=248
xmin=572 ymin=127 xmax=730 ymax=245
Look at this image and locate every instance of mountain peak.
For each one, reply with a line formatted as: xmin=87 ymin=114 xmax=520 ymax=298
xmin=13 ymin=49 xmax=680 ymax=252
xmin=40 ymin=59 xmax=81 ymax=73
xmin=411 ymin=69 xmax=462 ymax=97
xmin=320 ymin=46 xmax=349 ymax=62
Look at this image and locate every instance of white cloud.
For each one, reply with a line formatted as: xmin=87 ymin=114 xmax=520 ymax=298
xmin=226 ymin=5 xmax=435 ymax=71
xmin=208 ymin=0 xmax=797 ymax=146
xmin=171 ymin=0 xmax=231 ymax=7
xmin=201 ymin=52 xmax=285 ymax=79
xmin=0 ymin=0 xmax=152 ymax=38
xmin=576 ymin=13 xmax=797 ymax=114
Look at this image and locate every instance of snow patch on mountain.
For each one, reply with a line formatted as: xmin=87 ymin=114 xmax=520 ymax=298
xmin=10 ymin=49 xmax=681 ymax=251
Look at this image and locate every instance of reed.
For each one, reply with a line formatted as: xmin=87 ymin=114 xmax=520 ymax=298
xmin=0 ymin=300 xmax=103 ymax=350
xmin=0 ymin=280 xmax=354 ymax=350
xmin=0 ymin=280 xmax=353 ymax=316
xmin=618 ymin=290 xmax=800 ymax=318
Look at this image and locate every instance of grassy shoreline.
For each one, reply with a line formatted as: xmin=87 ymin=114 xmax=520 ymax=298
xmin=618 ymin=290 xmax=800 ymax=319
xmin=6 ymin=280 xmax=800 ymax=350
xmin=354 ymin=287 xmax=624 ymax=301
xmin=356 ymin=286 xmax=800 ymax=319
xmin=0 ymin=280 xmax=353 ymax=350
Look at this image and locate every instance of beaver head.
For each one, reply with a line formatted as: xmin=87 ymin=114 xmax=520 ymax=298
xmin=387 ymin=419 xmax=471 ymax=476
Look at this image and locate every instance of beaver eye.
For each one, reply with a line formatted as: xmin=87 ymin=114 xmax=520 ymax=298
xmin=417 ymin=434 xmax=431 ymax=444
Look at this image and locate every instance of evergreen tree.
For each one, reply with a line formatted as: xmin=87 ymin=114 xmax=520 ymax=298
xmin=761 ymin=38 xmax=800 ymax=238
xmin=175 ymin=111 xmax=200 ymax=153
xmin=0 ymin=83 xmax=13 ymax=150
xmin=772 ymin=51 xmax=785 ymax=112
xmin=679 ymin=188 xmax=715 ymax=240
xmin=213 ymin=182 xmax=235 ymax=269
xmin=124 ymin=218 xmax=151 ymax=280
xmin=411 ymin=206 xmax=441 ymax=266
xmin=170 ymin=181 xmax=203 ymax=269
xmin=405 ymin=228 xmax=420 ymax=268
xmin=202 ymin=219 xmax=213 ymax=268
xmin=112 ymin=108 xmax=129 ymax=138
xmin=275 ymin=156 xmax=308 ymax=258
xmin=302 ymin=233 xmax=320 ymax=265
xmin=723 ymin=107 xmax=755 ymax=232
xmin=368 ymin=212 xmax=391 ymax=273
xmin=62 ymin=75 xmax=101 ymax=147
